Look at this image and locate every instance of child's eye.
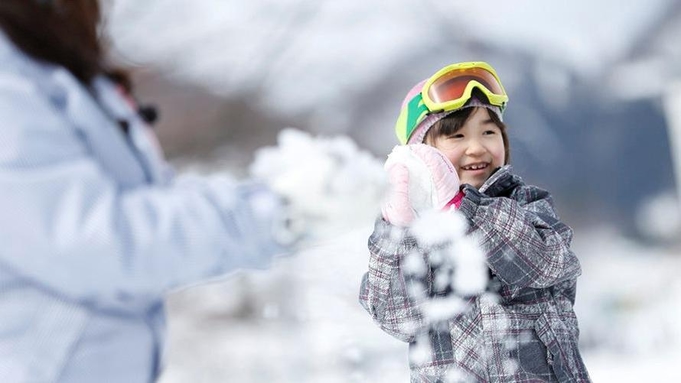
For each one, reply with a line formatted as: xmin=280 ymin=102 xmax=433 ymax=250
xmin=483 ymin=130 xmax=497 ymax=135
xmin=447 ymin=133 xmax=464 ymax=139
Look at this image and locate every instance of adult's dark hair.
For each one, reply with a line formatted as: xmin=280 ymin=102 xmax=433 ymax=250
xmin=0 ymin=0 xmax=105 ymax=85
xmin=0 ymin=1 xmax=149 ymax=128
xmin=424 ymin=106 xmax=511 ymax=165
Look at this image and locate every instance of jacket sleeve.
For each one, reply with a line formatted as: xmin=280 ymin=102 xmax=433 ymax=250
xmin=359 ymin=218 xmax=427 ymax=343
xmin=0 ymin=71 xmax=287 ymax=312
xmin=457 ymin=182 xmax=581 ymax=290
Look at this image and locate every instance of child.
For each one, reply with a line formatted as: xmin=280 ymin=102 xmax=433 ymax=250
xmin=359 ymin=62 xmax=591 ymax=382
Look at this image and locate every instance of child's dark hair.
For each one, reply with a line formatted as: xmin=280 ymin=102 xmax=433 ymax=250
xmin=424 ymin=106 xmax=510 ymax=165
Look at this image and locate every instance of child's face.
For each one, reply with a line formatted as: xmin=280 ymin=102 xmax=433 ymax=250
xmin=428 ymin=108 xmax=506 ymax=189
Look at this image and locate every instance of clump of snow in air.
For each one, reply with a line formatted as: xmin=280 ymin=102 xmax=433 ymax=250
xmin=411 ymin=210 xmax=488 ymax=298
xmin=443 ymin=368 xmax=475 ymax=383
xmin=451 ymin=234 xmax=488 ymax=296
xmin=410 ymin=209 xmax=469 ymax=246
xmin=409 ymin=334 xmax=432 ymax=366
xmin=399 ymin=208 xmax=492 ymax=371
xmin=420 ymin=296 xmax=468 ymax=322
xmin=402 ymin=250 xmax=428 ymax=277
xmin=250 ymin=128 xmax=386 ymax=240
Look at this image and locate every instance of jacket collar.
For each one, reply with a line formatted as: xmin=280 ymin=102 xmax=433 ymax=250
xmin=479 ymin=165 xmax=513 ymax=194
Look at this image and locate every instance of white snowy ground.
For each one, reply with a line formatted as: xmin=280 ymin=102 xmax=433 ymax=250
xmin=159 ymin=224 xmax=413 ymax=383
xmin=572 ymin=231 xmax=681 ymax=382
xmin=158 ymin=226 xmax=681 ymax=383
xmin=158 ymin=131 xmax=681 ymax=382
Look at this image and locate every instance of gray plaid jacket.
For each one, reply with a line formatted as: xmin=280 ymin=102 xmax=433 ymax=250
xmin=359 ymin=166 xmax=591 ymax=383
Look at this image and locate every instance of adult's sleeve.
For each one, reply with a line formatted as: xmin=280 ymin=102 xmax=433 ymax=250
xmin=0 ymin=73 xmax=287 ymax=313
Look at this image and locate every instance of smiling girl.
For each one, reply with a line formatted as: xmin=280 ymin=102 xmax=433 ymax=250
xmin=359 ymin=62 xmax=591 ymax=382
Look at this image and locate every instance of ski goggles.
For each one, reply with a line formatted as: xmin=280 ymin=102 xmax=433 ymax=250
xmin=395 ymin=61 xmax=508 ymax=144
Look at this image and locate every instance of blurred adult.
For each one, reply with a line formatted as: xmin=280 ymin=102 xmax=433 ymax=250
xmin=0 ymin=1 xmax=290 ymax=382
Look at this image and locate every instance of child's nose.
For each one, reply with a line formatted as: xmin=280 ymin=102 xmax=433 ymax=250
xmin=465 ymin=139 xmax=486 ymax=156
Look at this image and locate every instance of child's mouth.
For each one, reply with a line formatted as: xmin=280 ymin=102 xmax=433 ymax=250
xmin=461 ymin=163 xmax=489 ymax=171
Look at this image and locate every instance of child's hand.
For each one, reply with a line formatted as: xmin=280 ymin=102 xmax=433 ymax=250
xmin=382 ymin=162 xmax=416 ymax=226
xmin=382 ymin=144 xmax=463 ymax=226
xmin=409 ymin=144 xmax=464 ymax=211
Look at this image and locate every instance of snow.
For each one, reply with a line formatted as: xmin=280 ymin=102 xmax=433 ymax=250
xmin=410 ymin=211 xmax=488 ymax=298
xmin=410 ymin=210 xmax=466 ymax=246
xmin=159 ymin=224 xmax=412 ymax=383
xmin=419 ymin=297 xmax=468 ymax=324
xmin=249 ymin=128 xmax=385 ymax=240
xmin=159 ymin=131 xmax=681 ymax=382
xmin=573 ymin=230 xmax=681 ymax=381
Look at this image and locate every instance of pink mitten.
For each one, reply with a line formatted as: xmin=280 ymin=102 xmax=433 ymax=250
xmin=381 ymin=162 xmax=416 ymax=226
xmin=407 ymin=144 xmax=462 ymax=211
xmin=382 ymin=144 xmax=463 ymax=226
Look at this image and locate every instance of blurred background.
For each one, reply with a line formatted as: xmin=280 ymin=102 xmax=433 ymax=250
xmin=102 ymin=0 xmax=681 ymax=381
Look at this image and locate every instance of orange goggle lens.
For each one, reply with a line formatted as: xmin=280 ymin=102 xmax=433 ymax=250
xmin=427 ymin=67 xmax=505 ymax=104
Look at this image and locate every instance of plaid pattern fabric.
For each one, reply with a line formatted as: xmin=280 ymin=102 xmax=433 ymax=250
xmin=359 ymin=166 xmax=591 ymax=383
